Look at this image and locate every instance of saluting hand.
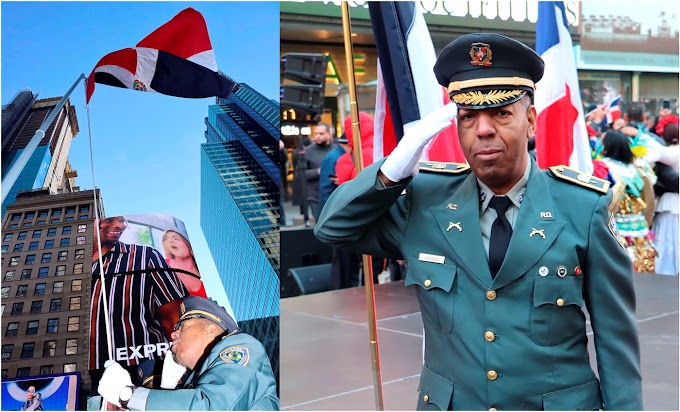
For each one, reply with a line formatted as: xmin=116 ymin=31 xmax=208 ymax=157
xmin=98 ymin=360 xmax=133 ymax=407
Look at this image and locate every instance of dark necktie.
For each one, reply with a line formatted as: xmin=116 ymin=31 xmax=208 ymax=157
xmin=488 ymin=196 xmax=513 ymax=279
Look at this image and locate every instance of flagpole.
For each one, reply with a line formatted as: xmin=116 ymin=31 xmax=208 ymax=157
xmin=1 ymin=74 xmax=86 ymax=204
xmin=341 ymin=2 xmax=385 ymax=410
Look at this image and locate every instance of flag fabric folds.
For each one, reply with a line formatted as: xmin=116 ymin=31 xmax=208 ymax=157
xmin=368 ymin=1 xmax=465 ymax=163
xmin=86 ymin=8 xmax=238 ymax=104
xmin=600 ymin=96 xmax=622 ymax=128
xmin=534 ymin=1 xmax=593 ymax=174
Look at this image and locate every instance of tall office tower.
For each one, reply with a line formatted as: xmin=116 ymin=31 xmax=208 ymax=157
xmin=1 ymin=189 xmax=103 ymax=408
xmin=1 ymin=92 xmax=80 ymax=216
xmin=200 ymin=83 xmax=280 ymax=382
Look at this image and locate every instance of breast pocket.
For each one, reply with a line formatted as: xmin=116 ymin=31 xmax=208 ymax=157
xmin=530 ymin=275 xmax=586 ymax=346
xmin=405 ymin=259 xmax=456 ymax=333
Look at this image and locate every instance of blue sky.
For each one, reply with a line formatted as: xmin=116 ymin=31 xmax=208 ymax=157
xmin=1 ymin=2 xmax=280 ymax=316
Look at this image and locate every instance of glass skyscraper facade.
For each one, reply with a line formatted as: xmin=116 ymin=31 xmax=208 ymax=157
xmin=200 ymin=83 xmax=280 ymax=381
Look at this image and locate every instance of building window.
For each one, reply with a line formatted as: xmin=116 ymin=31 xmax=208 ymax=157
xmin=40 ymin=365 xmax=54 ymax=375
xmin=25 ymin=254 xmax=35 ymax=265
xmin=62 ymin=226 xmax=72 ymax=235
xmin=1 ymin=286 xmax=10 ymax=298
xmin=67 ymin=316 xmax=79 ymax=332
xmin=11 ymin=213 xmax=21 ymax=221
xmin=38 ymin=210 xmax=48 ymax=218
xmin=43 ymin=341 xmax=56 ymax=357
xmin=20 ymin=269 xmax=31 ymax=280
xmin=79 ymin=215 xmax=88 ymax=220
xmin=9 ymin=256 xmax=19 ymax=266
xmin=16 ymin=367 xmax=31 ymax=377
xmin=1 ymin=245 xmax=8 ymax=254
xmin=41 ymin=253 xmax=51 ymax=263
xmin=25 ymin=212 xmax=35 ymax=220
xmin=11 ymin=302 xmax=23 ymax=316
xmin=3 ymin=233 xmax=12 ymax=242
xmin=73 ymin=263 xmax=83 ymax=274
xmin=1 ymin=344 xmax=13 ymax=361
xmin=58 ymin=251 xmax=68 ymax=261
xmin=13 ymin=243 xmax=24 ymax=252
xmin=1 ymin=370 xmax=6 ymax=379
xmin=52 ymin=208 xmax=62 ymax=216
xmin=18 ymin=231 xmax=27 ymax=240
xmin=32 ymin=229 xmax=42 ymax=238
xmin=60 ymin=238 xmax=70 ymax=247
xmin=30 ymin=301 xmax=42 ymax=314
xmin=4 ymin=270 xmax=15 ymax=281
xmin=76 ymin=236 xmax=86 ymax=245
xmin=51 ymin=219 xmax=60 ymax=224
xmin=55 ymin=265 xmax=66 ymax=277
xmin=66 ymin=206 xmax=76 ymax=215
xmin=47 ymin=228 xmax=56 ymax=237
xmin=37 ymin=220 xmax=46 ymax=226
xmin=0 ymin=305 xmax=3 ymax=315
xmin=9 ymin=224 xmax=18 ymax=228
xmin=47 ymin=319 xmax=59 ymax=333
xmin=65 ymin=339 xmax=78 ymax=355
xmin=71 ymin=280 xmax=82 ymax=292
xmin=77 ymin=224 xmax=87 ymax=233
xmin=53 ymin=281 xmax=64 ymax=293
xmin=69 ymin=297 xmax=81 ymax=310
xmin=16 ymin=285 xmax=28 ymax=297
xmin=20 ymin=343 xmax=35 ymax=359
xmin=80 ymin=205 xmax=90 ymax=213
xmin=75 ymin=249 xmax=84 ymax=260
xmin=22 ymin=222 xmax=32 ymax=227
xmin=38 ymin=267 xmax=49 ymax=278
xmin=44 ymin=239 xmax=54 ymax=249
xmin=34 ymin=283 xmax=45 ymax=296
xmin=29 ymin=241 xmax=39 ymax=250
xmin=26 ymin=320 xmax=39 ymax=335
xmin=6 ymin=322 xmax=19 ymax=337
xmin=65 ymin=217 xmax=74 ymax=222
xmin=49 ymin=299 xmax=62 ymax=312
xmin=63 ymin=363 xmax=76 ymax=373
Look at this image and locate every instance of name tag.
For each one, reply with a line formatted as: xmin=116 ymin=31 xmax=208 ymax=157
xmin=419 ymin=253 xmax=445 ymax=264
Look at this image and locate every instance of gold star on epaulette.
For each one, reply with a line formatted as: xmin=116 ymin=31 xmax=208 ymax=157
xmin=419 ymin=161 xmax=470 ymax=174
xmin=549 ymin=165 xmax=610 ymax=194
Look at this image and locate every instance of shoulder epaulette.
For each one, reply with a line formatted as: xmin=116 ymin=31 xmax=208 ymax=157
xmin=419 ymin=161 xmax=470 ymax=174
xmin=549 ymin=165 xmax=610 ymax=194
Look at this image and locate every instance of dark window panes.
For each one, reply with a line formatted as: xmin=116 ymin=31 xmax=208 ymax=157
xmin=60 ymin=238 xmax=70 ymax=247
xmin=65 ymin=217 xmax=74 ymax=222
xmin=9 ymin=224 xmax=18 ymax=228
xmin=79 ymin=215 xmax=88 ymax=220
xmin=25 ymin=212 xmax=35 ymax=220
xmin=65 ymin=339 xmax=78 ymax=355
xmin=3 ymin=234 xmax=12 ymax=242
xmin=6 ymin=322 xmax=19 ymax=337
xmin=24 ymin=254 xmax=35 ymax=265
xmin=38 ymin=210 xmax=48 ymax=218
xmin=13 ymin=243 xmax=23 ymax=252
xmin=55 ymin=265 xmax=66 ymax=276
xmin=30 ymin=301 xmax=42 ymax=314
xmin=23 ymin=222 xmax=32 ymax=227
xmin=4 ymin=271 xmax=15 ymax=281
xmin=62 ymin=226 xmax=72 ymax=235
xmin=34 ymin=283 xmax=46 ymax=296
xmin=38 ymin=267 xmax=49 ymax=278
xmin=52 ymin=208 xmax=62 ymax=216
xmin=58 ymin=251 xmax=67 ymax=261
xmin=1 ymin=345 xmax=13 ymax=361
xmin=11 ymin=213 xmax=21 ymax=221
xmin=40 ymin=365 xmax=54 ymax=375
xmin=37 ymin=221 xmax=46 ymax=226
xmin=49 ymin=299 xmax=62 ymax=312
xmin=41 ymin=253 xmax=51 ymax=263
xmin=47 ymin=319 xmax=59 ymax=333
xmin=1 ymin=245 xmax=8 ymax=253
xmin=1 ymin=370 xmax=6 ymax=379
xmin=32 ymin=229 xmax=42 ymax=238
xmin=20 ymin=269 xmax=31 ymax=279
xmin=16 ymin=367 xmax=31 ymax=377
xmin=79 ymin=205 xmax=90 ymax=213
xmin=43 ymin=341 xmax=57 ymax=357
xmin=44 ymin=240 xmax=54 ymax=249
xmin=17 ymin=231 xmax=27 ymax=240
xmin=16 ymin=285 xmax=28 ymax=297
xmin=65 ymin=207 xmax=76 ymax=215
xmin=51 ymin=219 xmax=60 ymax=224
xmin=53 ymin=281 xmax=64 ymax=293
xmin=20 ymin=343 xmax=35 ymax=359
xmin=47 ymin=228 xmax=56 ymax=237
xmin=71 ymin=280 xmax=82 ymax=292
xmin=26 ymin=321 xmax=38 ymax=335
xmin=11 ymin=302 xmax=23 ymax=315
xmin=28 ymin=241 xmax=38 ymax=250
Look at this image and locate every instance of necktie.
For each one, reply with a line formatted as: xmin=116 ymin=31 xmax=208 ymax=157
xmin=488 ymin=196 xmax=513 ymax=279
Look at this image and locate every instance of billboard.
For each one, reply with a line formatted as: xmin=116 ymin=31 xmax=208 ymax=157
xmin=1 ymin=373 xmax=80 ymax=411
xmin=90 ymin=213 xmax=206 ymax=370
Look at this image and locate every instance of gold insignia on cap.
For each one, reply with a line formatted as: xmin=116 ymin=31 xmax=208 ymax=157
xmin=180 ymin=302 xmax=186 ymax=315
xmin=452 ymin=89 xmax=523 ymax=106
xmin=469 ymin=42 xmax=493 ymax=66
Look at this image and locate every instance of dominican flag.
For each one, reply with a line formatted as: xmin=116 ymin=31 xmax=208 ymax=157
xmin=600 ymin=95 xmax=622 ymax=127
xmin=368 ymin=2 xmax=465 ymax=163
xmin=86 ymin=8 xmax=239 ymax=104
xmin=534 ymin=2 xmax=593 ymax=174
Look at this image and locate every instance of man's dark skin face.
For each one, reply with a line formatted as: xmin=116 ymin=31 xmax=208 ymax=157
xmin=98 ymin=217 xmax=128 ymax=246
xmin=456 ymin=95 xmax=536 ymax=195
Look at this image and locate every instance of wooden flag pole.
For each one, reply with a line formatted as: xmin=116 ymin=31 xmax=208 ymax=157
xmin=341 ymin=2 xmax=385 ymax=410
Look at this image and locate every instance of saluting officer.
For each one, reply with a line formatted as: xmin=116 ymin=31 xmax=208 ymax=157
xmin=97 ymin=296 xmax=279 ymax=410
xmin=315 ymin=33 xmax=642 ymax=410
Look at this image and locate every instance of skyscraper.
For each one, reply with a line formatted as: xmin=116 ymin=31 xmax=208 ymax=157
xmin=1 ymin=92 xmax=80 ymax=215
xmin=200 ymin=83 xmax=280 ymax=381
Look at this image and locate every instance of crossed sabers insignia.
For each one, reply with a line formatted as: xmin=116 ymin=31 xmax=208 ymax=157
xmin=447 ymin=222 xmax=462 ymax=232
xmin=529 ymin=228 xmax=545 ymax=239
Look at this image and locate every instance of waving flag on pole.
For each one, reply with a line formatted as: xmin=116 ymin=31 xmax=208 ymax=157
xmin=601 ymin=95 xmax=622 ymax=127
xmin=534 ymin=2 xmax=593 ymax=174
xmin=86 ymin=8 xmax=239 ymax=104
xmin=368 ymin=2 xmax=465 ymax=163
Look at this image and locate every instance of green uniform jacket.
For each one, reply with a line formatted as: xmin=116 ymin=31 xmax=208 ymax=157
xmin=130 ymin=333 xmax=279 ymax=410
xmin=315 ymin=159 xmax=642 ymax=410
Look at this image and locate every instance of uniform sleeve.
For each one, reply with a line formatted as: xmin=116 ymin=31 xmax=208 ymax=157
xmin=315 ymin=160 xmax=411 ymax=259
xmin=146 ymin=247 xmax=188 ymax=306
xmin=583 ymin=193 xmax=642 ymax=410
xmin=143 ymin=345 xmax=279 ymax=411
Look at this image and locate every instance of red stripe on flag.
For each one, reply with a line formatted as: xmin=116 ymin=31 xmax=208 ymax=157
xmin=535 ymin=84 xmax=579 ymax=168
xmin=137 ymin=8 xmax=212 ymax=59
xmin=86 ymin=48 xmax=138 ymax=103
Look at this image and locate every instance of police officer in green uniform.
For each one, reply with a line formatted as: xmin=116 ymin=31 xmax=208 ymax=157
xmin=315 ymin=33 xmax=642 ymax=410
xmin=97 ymin=296 xmax=279 ymax=410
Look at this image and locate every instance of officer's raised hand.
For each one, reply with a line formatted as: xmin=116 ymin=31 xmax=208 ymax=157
xmin=98 ymin=360 xmax=133 ymax=408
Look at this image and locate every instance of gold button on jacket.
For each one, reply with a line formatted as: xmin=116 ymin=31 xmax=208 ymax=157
xmin=556 ymin=298 xmax=565 ymax=307
xmin=486 ymin=290 xmax=497 ymax=300
xmin=424 ymin=279 xmax=432 ymax=287
xmin=423 ymin=395 xmax=429 ymax=403
xmin=485 ymin=331 xmax=495 ymax=342
xmin=487 ymin=370 xmax=498 ymax=380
